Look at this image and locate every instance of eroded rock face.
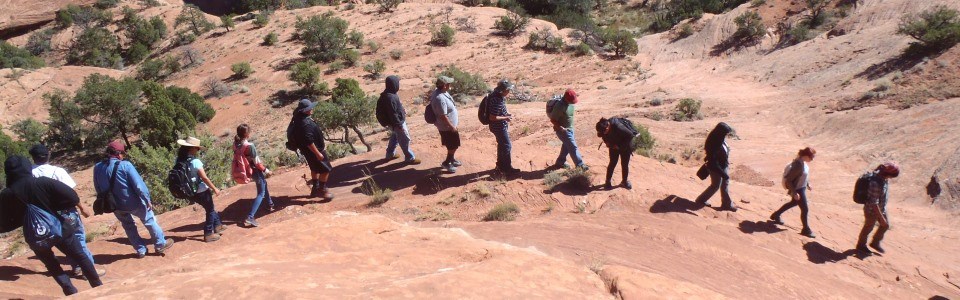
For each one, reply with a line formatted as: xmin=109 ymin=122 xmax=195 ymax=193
xmin=0 ymin=0 xmax=94 ymax=39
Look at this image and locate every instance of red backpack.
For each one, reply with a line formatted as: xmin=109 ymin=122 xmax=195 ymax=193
xmin=232 ymin=142 xmax=254 ymax=184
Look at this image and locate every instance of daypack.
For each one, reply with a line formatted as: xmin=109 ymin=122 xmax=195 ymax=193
xmin=375 ymin=97 xmax=391 ymax=127
xmin=167 ymin=158 xmax=197 ymax=200
xmin=853 ymin=172 xmax=878 ymax=204
xmin=424 ymin=103 xmax=437 ymax=124
xmin=23 ymin=203 xmax=63 ymax=249
xmin=285 ymin=120 xmax=299 ymax=151
xmin=612 ymin=117 xmax=639 ymax=136
xmin=232 ymin=143 xmax=254 ymax=184
xmin=93 ymin=160 xmax=120 ymax=215
xmin=546 ymin=95 xmax=561 ymax=115
xmin=478 ymin=94 xmax=491 ymax=125
xmin=782 ymin=161 xmax=795 ymax=191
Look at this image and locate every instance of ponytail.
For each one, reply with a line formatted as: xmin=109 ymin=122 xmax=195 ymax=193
xmin=235 ymin=124 xmax=250 ymax=146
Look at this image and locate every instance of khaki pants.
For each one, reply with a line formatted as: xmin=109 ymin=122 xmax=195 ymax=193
xmin=857 ymin=207 xmax=889 ymax=247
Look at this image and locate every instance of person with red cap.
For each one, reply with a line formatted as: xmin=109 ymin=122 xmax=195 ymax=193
xmin=92 ymin=140 xmax=174 ymax=258
xmin=856 ymin=162 xmax=899 ymax=255
xmin=549 ymin=89 xmax=587 ymax=170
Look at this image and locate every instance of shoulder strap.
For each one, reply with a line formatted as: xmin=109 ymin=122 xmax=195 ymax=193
xmin=107 ymin=160 xmax=121 ymax=193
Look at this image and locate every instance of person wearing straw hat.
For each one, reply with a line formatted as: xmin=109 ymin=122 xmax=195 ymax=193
xmin=289 ymin=99 xmax=335 ymax=200
xmin=176 ymin=137 xmax=225 ymax=242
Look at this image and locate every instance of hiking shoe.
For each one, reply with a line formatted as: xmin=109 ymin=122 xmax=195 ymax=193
xmin=800 ymin=229 xmax=816 ymax=238
xmin=204 ymin=233 xmax=221 ymax=243
xmin=869 ymin=242 xmax=885 ymax=253
xmin=156 ymin=238 xmax=175 ymax=255
xmin=621 ymin=181 xmax=633 ymax=190
xmin=136 ymin=250 xmax=147 ymax=259
xmin=551 ymin=163 xmax=570 ymax=170
xmin=856 ymin=245 xmax=872 ymax=255
xmin=244 ymin=217 xmax=259 ymax=228
xmin=576 ymin=165 xmax=589 ymax=171
xmin=215 ymin=224 xmax=227 ymax=234
xmin=719 ymin=205 xmax=738 ymax=212
xmin=72 ymin=267 xmax=83 ymax=278
xmin=451 ymin=160 xmax=462 ymax=167
xmin=77 ymin=267 xmax=107 ymax=279
xmin=405 ymin=158 xmax=422 ymax=165
xmin=387 ymin=153 xmax=400 ymax=160
xmin=267 ymin=203 xmax=276 ymax=212
xmin=770 ymin=214 xmax=784 ymax=225
xmin=604 ymin=182 xmax=613 ymax=190
xmin=444 ymin=164 xmax=458 ymax=173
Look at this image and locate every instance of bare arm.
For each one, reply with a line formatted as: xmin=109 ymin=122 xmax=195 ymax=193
xmin=308 ymin=143 xmax=325 ymax=161
xmin=197 ymin=168 xmax=220 ymax=196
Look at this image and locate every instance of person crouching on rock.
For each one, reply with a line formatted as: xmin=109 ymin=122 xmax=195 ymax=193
xmin=596 ymin=117 xmax=636 ymax=190
xmin=694 ymin=122 xmax=738 ymax=212
xmin=176 ymin=137 xmax=224 ymax=242
xmin=771 ymin=147 xmax=817 ymax=238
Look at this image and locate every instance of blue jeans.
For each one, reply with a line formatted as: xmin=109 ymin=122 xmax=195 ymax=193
xmin=489 ymin=125 xmax=512 ymax=169
xmin=555 ymin=129 xmax=584 ymax=166
xmin=57 ymin=209 xmax=94 ymax=270
xmin=193 ymin=190 xmax=222 ymax=235
xmin=385 ymin=122 xmax=415 ymax=160
xmin=31 ymin=232 xmax=102 ymax=295
xmin=248 ymin=170 xmax=274 ymax=219
xmin=114 ymin=205 xmax=166 ymax=256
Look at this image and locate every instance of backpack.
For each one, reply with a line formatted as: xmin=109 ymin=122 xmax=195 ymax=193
xmin=478 ymin=94 xmax=491 ymax=125
xmin=232 ymin=143 xmax=254 ymax=184
xmin=424 ymin=103 xmax=437 ymax=124
xmin=612 ymin=117 xmax=639 ymax=136
xmin=167 ymin=158 xmax=197 ymax=200
xmin=93 ymin=160 xmax=120 ymax=215
xmin=285 ymin=120 xmax=299 ymax=151
xmin=782 ymin=161 xmax=795 ymax=191
xmin=546 ymin=95 xmax=561 ymax=115
xmin=853 ymin=172 xmax=877 ymax=204
xmin=23 ymin=203 xmax=63 ymax=249
xmin=375 ymin=97 xmax=391 ymax=127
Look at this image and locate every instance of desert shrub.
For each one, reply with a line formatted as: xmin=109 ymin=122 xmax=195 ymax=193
xmin=389 ymin=49 xmax=403 ymax=60
xmin=366 ymin=40 xmax=381 ymax=53
xmin=734 ymin=11 xmax=765 ymax=42
xmin=542 ymin=170 xmax=565 ymax=189
xmin=431 ymin=24 xmax=456 ymax=46
xmin=438 ymin=65 xmax=489 ymax=97
xmin=10 ymin=119 xmax=46 ymax=144
xmin=253 ymin=11 xmax=271 ymax=28
xmin=780 ymin=23 xmax=812 ymax=47
xmin=897 ymin=6 xmax=960 ymax=54
xmin=25 ymin=29 xmax=55 ymax=56
xmin=175 ymin=31 xmax=198 ymax=45
xmin=67 ymin=27 xmax=122 ymax=68
xmin=361 ymin=175 xmax=392 ymax=206
xmin=204 ymin=77 xmax=233 ymax=98
xmin=176 ymin=4 xmax=215 ymax=36
xmin=672 ymin=98 xmax=703 ymax=121
xmin=525 ymin=29 xmax=564 ymax=52
xmin=182 ymin=46 xmax=204 ymax=66
xmin=677 ymin=23 xmax=695 ymax=39
xmin=122 ymin=14 xmax=168 ymax=49
xmin=73 ymin=74 xmax=143 ymax=149
xmin=289 ymin=60 xmax=325 ymax=94
xmin=0 ymin=42 xmax=46 ymax=69
xmin=340 ymin=49 xmax=360 ymax=67
xmin=297 ymin=12 xmax=350 ymax=63
xmin=601 ymin=28 xmax=638 ymax=57
xmin=55 ymin=5 xmax=112 ymax=29
xmin=327 ymin=61 xmax=346 ymax=73
xmin=312 ymin=78 xmax=375 ymax=153
xmin=43 ymin=90 xmax=84 ymax=151
xmin=494 ymin=11 xmax=531 ymax=37
xmin=231 ymin=61 xmax=255 ymax=78
xmin=804 ymin=0 xmax=830 ymax=28
xmin=138 ymin=83 xmax=196 ymax=147
xmin=94 ymin=0 xmax=119 ymax=9
xmin=164 ymin=55 xmax=182 ymax=73
xmin=374 ymin=0 xmax=402 ymax=13
xmin=363 ymin=59 xmax=386 ymax=79
xmin=545 ymin=167 xmax=593 ymax=190
xmin=649 ymin=98 xmax=663 ymax=106
xmin=648 ymin=0 xmax=748 ymax=32
xmin=750 ymin=0 xmax=765 ymax=7
xmin=630 ymin=122 xmax=656 ymax=156
xmin=126 ymin=143 xmax=184 ymax=214
xmin=125 ymin=42 xmax=150 ymax=64
xmin=263 ymin=32 xmax=279 ymax=45
xmin=483 ymin=202 xmax=519 ymax=221
xmin=136 ymin=59 xmax=164 ymax=81
xmin=221 ymin=15 xmax=236 ymax=32
xmin=347 ymin=30 xmax=364 ymax=48
xmin=573 ymin=42 xmax=591 ymax=56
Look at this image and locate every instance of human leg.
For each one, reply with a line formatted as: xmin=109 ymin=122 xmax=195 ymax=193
xmin=113 ymin=210 xmax=147 ymax=256
xmin=605 ymin=147 xmax=619 ymax=187
xmin=57 ymin=234 xmax=101 ymax=288
xmin=695 ymin=168 xmax=721 ymax=205
xmin=856 ymin=208 xmax=877 ymax=249
xmin=32 ymin=245 xmax=77 ymax=295
xmin=385 ymin=128 xmax=399 ymax=159
xmin=248 ymin=171 xmax=267 ymax=220
xmin=568 ymin=130 xmax=585 ymax=167
xmin=620 ymin=149 xmax=631 ymax=188
xmin=718 ymin=168 xmax=734 ymax=210
xmin=133 ymin=206 xmax=168 ymax=252
xmin=396 ymin=123 xmax=415 ymax=161
xmin=554 ymin=129 xmax=570 ymax=166
xmin=797 ymin=189 xmax=812 ymax=234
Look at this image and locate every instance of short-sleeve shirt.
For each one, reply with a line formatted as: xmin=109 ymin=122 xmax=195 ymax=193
xmin=32 ymin=164 xmax=77 ymax=188
xmin=487 ymin=93 xmax=508 ymax=129
xmin=191 ymin=159 xmax=208 ymax=193
xmin=550 ymin=101 xmax=575 ymax=128
xmin=430 ymin=90 xmax=459 ymax=131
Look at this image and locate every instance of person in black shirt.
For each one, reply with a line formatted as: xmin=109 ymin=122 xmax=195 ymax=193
xmin=0 ymin=156 xmax=102 ymax=295
xmin=596 ymin=118 xmax=634 ymax=190
xmin=289 ymin=99 xmax=335 ymax=200
xmin=694 ymin=122 xmax=737 ymax=212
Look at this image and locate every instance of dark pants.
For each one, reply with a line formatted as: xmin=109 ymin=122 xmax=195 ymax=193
xmin=605 ymin=146 xmax=631 ymax=184
xmin=696 ymin=167 xmax=732 ymax=208
xmin=772 ymin=188 xmax=811 ymax=231
xmin=57 ymin=209 xmax=95 ymax=271
xmin=857 ymin=207 xmax=889 ymax=247
xmin=193 ymin=190 xmax=222 ymax=235
xmin=31 ymin=233 xmax=102 ymax=295
xmin=489 ymin=125 xmax=512 ymax=169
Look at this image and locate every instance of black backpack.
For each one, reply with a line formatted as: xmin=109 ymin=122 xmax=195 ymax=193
xmin=375 ymin=97 xmax=391 ymax=127
xmin=478 ymin=94 xmax=491 ymax=125
xmin=93 ymin=160 xmax=120 ymax=215
xmin=285 ymin=120 xmax=299 ymax=151
xmin=853 ymin=172 xmax=877 ymax=204
xmin=612 ymin=117 xmax=639 ymax=136
xmin=424 ymin=103 xmax=437 ymax=124
xmin=167 ymin=158 xmax=197 ymax=200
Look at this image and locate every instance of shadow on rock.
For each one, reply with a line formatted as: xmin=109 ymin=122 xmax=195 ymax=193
xmin=0 ymin=265 xmax=39 ymax=281
xmin=803 ymin=242 xmax=859 ymax=264
xmin=738 ymin=220 xmax=785 ymax=235
xmin=649 ymin=195 xmax=698 ymax=216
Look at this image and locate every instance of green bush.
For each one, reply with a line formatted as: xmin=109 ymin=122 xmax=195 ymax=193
xmin=750 ymin=0 xmax=765 ymax=7
xmin=366 ymin=40 xmax=381 ymax=53
xmin=263 ymin=32 xmax=279 ymax=45
xmin=494 ymin=11 xmax=530 ymax=37
xmin=327 ymin=61 xmax=346 ymax=73
xmin=573 ymin=42 xmax=591 ymax=56
xmin=431 ymin=24 xmax=456 ymax=46
xmin=94 ymin=0 xmax=119 ymax=9
xmin=74 ymin=74 xmax=143 ymax=149
xmin=363 ymin=59 xmax=386 ymax=79
xmin=389 ymin=49 xmax=403 ymax=60
xmin=175 ymin=31 xmax=198 ymax=45
xmin=804 ymin=0 xmax=830 ymax=28
xmin=630 ymin=122 xmax=656 ymax=156
xmin=55 ymin=5 xmax=112 ymax=29
xmin=601 ymin=28 xmax=638 ymax=57
xmin=544 ymin=167 xmax=593 ymax=190
xmin=68 ymin=27 xmax=121 ymax=68
xmin=483 ymin=202 xmax=519 ymax=221
xmin=0 ymin=130 xmax=29 ymax=189
xmin=361 ymin=176 xmax=392 ymax=207
xmin=525 ymin=29 xmax=564 ymax=52
xmin=648 ymin=0 xmax=747 ymax=32
xmin=221 ymin=15 xmax=236 ymax=31
xmin=340 ymin=49 xmax=360 ymax=67
xmin=374 ymin=0 xmax=402 ymax=13
xmin=137 ymin=59 xmax=165 ymax=81
xmin=164 ymin=55 xmax=182 ymax=73
xmin=122 ymin=14 xmax=168 ymax=49
xmin=25 ymin=29 xmax=55 ymax=56
xmin=0 ymin=41 xmax=45 ymax=69
xmin=297 ymin=12 xmax=350 ymax=62
xmin=10 ymin=119 xmax=46 ymax=144
xmin=734 ymin=11 xmax=765 ymax=42
xmin=781 ymin=23 xmax=812 ymax=47
xmin=231 ymin=61 xmax=255 ymax=78
xmin=175 ymin=4 xmax=215 ymax=36
xmin=289 ymin=60 xmax=322 ymax=93
xmin=672 ymin=98 xmax=703 ymax=121
xmin=44 ymin=90 xmax=84 ymax=151
xmin=897 ymin=6 xmax=960 ymax=53
xmin=127 ymin=136 xmax=233 ymax=214
xmin=254 ymin=11 xmax=271 ymax=28
xmin=677 ymin=23 xmax=694 ymax=39
xmin=347 ymin=30 xmax=364 ymax=48
xmin=125 ymin=42 xmax=150 ymax=64
xmin=438 ymin=65 xmax=489 ymax=97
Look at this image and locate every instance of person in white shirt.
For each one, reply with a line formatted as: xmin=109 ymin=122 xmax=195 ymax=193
xmin=29 ymin=144 xmax=104 ymax=279
xmin=771 ymin=147 xmax=817 ymax=238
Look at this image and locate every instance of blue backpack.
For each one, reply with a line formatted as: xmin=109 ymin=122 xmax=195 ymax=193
xmin=23 ymin=202 xmax=63 ymax=249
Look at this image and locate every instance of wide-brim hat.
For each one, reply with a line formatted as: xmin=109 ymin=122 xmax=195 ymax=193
xmin=495 ymin=79 xmax=515 ymax=92
xmin=176 ymin=137 xmax=206 ymax=150
xmin=296 ymin=99 xmax=317 ymax=114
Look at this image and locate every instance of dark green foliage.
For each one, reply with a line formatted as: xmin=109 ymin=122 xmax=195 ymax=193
xmin=263 ymin=32 xmax=279 ymax=46
xmin=504 ymin=0 xmax=593 ymax=29
xmin=0 ymin=41 xmax=45 ymax=69
xmin=779 ymin=23 xmax=812 ymax=47
xmin=897 ymin=6 xmax=960 ymax=53
xmin=525 ymin=29 xmax=564 ymax=53
xmin=733 ymin=11 xmax=765 ymax=42
xmin=67 ymin=27 xmax=122 ymax=68
xmin=122 ymin=13 xmax=167 ymax=49
xmin=601 ymin=28 xmax=638 ymax=57
xmin=254 ymin=11 xmax=271 ymax=28
xmin=494 ymin=11 xmax=531 ymax=37
xmin=0 ymin=129 xmax=29 ymax=189
xmin=11 ymin=119 xmax=47 ymax=144
xmin=94 ymin=0 xmax=120 ymax=9
xmin=314 ymin=78 xmax=375 ymax=152
xmin=367 ymin=40 xmax=381 ymax=53
xmin=137 ymin=59 xmax=165 ymax=81
xmin=166 ymin=86 xmax=215 ymax=122
xmin=649 ymin=0 xmax=748 ymax=32
xmin=297 ymin=12 xmax=350 ymax=63
xmin=804 ymin=0 xmax=830 ymax=28
xmin=677 ymin=23 xmax=695 ymax=39
xmin=176 ymin=4 xmax=215 ymax=36
xmin=374 ymin=0 xmax=403 ymax=12
xmin=289 ymin=60 xmax=323 ymax=94
xmin=125 ymin=142 xmax=185 ymax=214
xmin=340 ymin=49 xmax=360 ymax=67
xmin=431 ymin=24 xmax=456 ymax=46
xmin=483 ymin=202 xmax=519 ymax=221
xmin=221 ymin=15 xmax=236 ymax=31
xmin=438 ymin=65 xmax=488 ymax=97
xmin=125 ymin=42 xmax=150 ymax=64
xmin=44 ymin=90 xmax=85 ymax=151
xmin=164 ymin=55 xmax=182 ymax=73
xmin=137 ymin=81 xmax=214 ymax=147
xmin=73 ymin=74 xmax=143 ymax=148
xmin=672 ymin=98 xmax=703 ymax=121
xmin=630 ymin=122 xmax=655 ymax=156
xmin=231 ymin=61 xmax=255 ymax=78
xmin=363 ymin=59 xmax=386 ymax=79
xmin=347 ymin=30 xmax=364 ymax=48
xmin=389 ymin=49 xmax=403 ymax=60
xmin=25 ymin=29 xmax=55 ymax=56
xmin=55 ymin=5 xmax=112 ymax=29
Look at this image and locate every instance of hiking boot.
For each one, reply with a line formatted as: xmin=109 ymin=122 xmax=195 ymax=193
xmin=604 ymin=182 xmax=613 ymax=190
xmin=443 ymin=164 xmax=458 ymax=173
xmin=869 ymin=241 xmax=885 ymax=253
xmin=719 ymin=205 xmax=738 ymax=212
xmin=800 ymin=228 xmax=816 ymax=238
xmin=204 ymin=233 xmax=221 ymax=243
xmin=856 ymin=244 xmax=872 ymax=255
xmin=770 ymin=214 xmax=784 ymax=225
xmin=576 ymin=164 xmax=589 ymax=171
xmin=451 ymin=160 xmax=462 ymax=167
xmin=387 ymin=153 xmax=400 ymax=160
xmin=156 ymin=238 xmax=175 ymax=255
xmin=318 ymin=188 xmax=335 ymax=201
xmin=215 ymin=224 xmax=227 ymax=234
xmin=267 ymin=203 xmax=276 ymax=212
xmin=551 ymin=163 xmax=570 ymax=170
xmin=621 ymin=181 xmax=633 ymax=190
xmin=310 ymin=181 xmax=322 ymax=198
xmin=74 ymin=266 xmax=107 ymax=279
xmin=405 ymin=158 xmax=422 ymax=165
xmin=244 ymin=217 xmax=259 ymax=228
xmin=136 ymin=250 xmax=147 ymax=259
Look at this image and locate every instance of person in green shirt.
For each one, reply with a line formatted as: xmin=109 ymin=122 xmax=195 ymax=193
xmin=549 ymin=89 xmax=586 ymax=170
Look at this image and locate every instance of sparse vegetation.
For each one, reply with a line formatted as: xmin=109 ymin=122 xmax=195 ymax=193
xmin=25 ymin=29 xmax=55 ymax=56
xmin=347 ymin=30 xmax=365 ymax=49
xmin=182 ymin=46 xmax=204 ymax=67
xmin=367 ymin=40 xmax=381 ymax=53
xmin=483 ymin=202 xmax=519 ymax=221
xmin=11 ymin=119 xmax=46 ymax=144
xmin=0 ymin=42 xmax=45 ymax=69
xmin=312 ymin=78 xmax=375 ymax=153
xmin=415 ymin=209 xmax=452 ymax=221
xmin=672 ymin=98 xmax=703 ymax=122
xmin=254 ymin=11 xmax=272 ymax=28
xmin=375 ymin=0 xmax=403 ymax=13
xmin=297 ymin=12 xmax=350 ymax=63
xmin=204 ymin=77 xmax=233 ymax=98
xmin=363 ymin=59 xmax=386 ymax=79
xmin=438 ymin=65 xmax=489 ymax=97
xmin=289 ymin=60 xmax=330 ymax=97
xmin=630 ymin=122 xmax=656 ymax=157
xmin=649 ymin=0 xmax=749 ymax=32
xmin=677 ymin=23 xmax=695 ymax=39
xmin=733 ymin=11 xmax=766 ymax=42
xmin=231 ymin=62 xmax=255 ymax=79
xmin=175 ymin=4 xmax=215 ymax=36
xmin=264 ymin=32 xmax=279 ymax=46
xmin=573 ymin=42 xmax=592 ymax=56
xmin=362 ymin=175 xmax=393 ymax=207
xmin=220 ymin=15 xmax=236 ymax=32
xmin=544 ymin=167 xmax=594 ymax=191
xmin=897 ymin=6 xmax=960 ymax=54
xmin=494 ymin=11 xmax=531 ymax=37
xmin=55 ymin=4 xmax=112 ymax=29
xmin=601 ymin=28 xmax=638 ymax=57
xmin=340 ymin=49 xmax=361 ymax=67
xmin=750 ymin=0 xmax=766 ymax=7
xmin=525 ymin=29 xmax=564 ymax=53
xmin=67 ymin=27 xmax=121 ymax=69
xmin=389 ymin=49 xmax=403 ymax=60
xmin=431 ymin=24 xmax=456 ymax=46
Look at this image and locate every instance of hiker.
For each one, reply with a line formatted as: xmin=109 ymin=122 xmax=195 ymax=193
xmin=375 ymin=75 xmax=420 ymax=165
xmin=430 ymin=76 xmax=462 ymax=173
xmin=93 ymin=141 xmax=174 ymax=258
xmin=175 ymin=137 xmax=224 ymax=242
xmin=771 ymin=147 xmax=817 ymax=238
xmin=596 ymin=117 xmax=636 ymax=189
xmin=289 ymin=99 xmax=334 ymax=200
xmin=486 ymin=79 xmax=520 ymax=174
xmin=234 ymin=124 xmax=274 ymax=228
xmin=0 ymin=156 xmax=102 ymax=295
xmin=856 ymin=162 xmax=899 ymax=255
xmin=694 ymin=122 xmax=738 ymax=212
xmin=550 ymin=89 xmax=587 ymax=170
xmin=29 ymin=144 xmax=105 ymax=279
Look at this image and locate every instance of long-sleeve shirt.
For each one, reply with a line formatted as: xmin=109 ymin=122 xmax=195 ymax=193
xmin=93 ymin=158 xmax=152 ymax=212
